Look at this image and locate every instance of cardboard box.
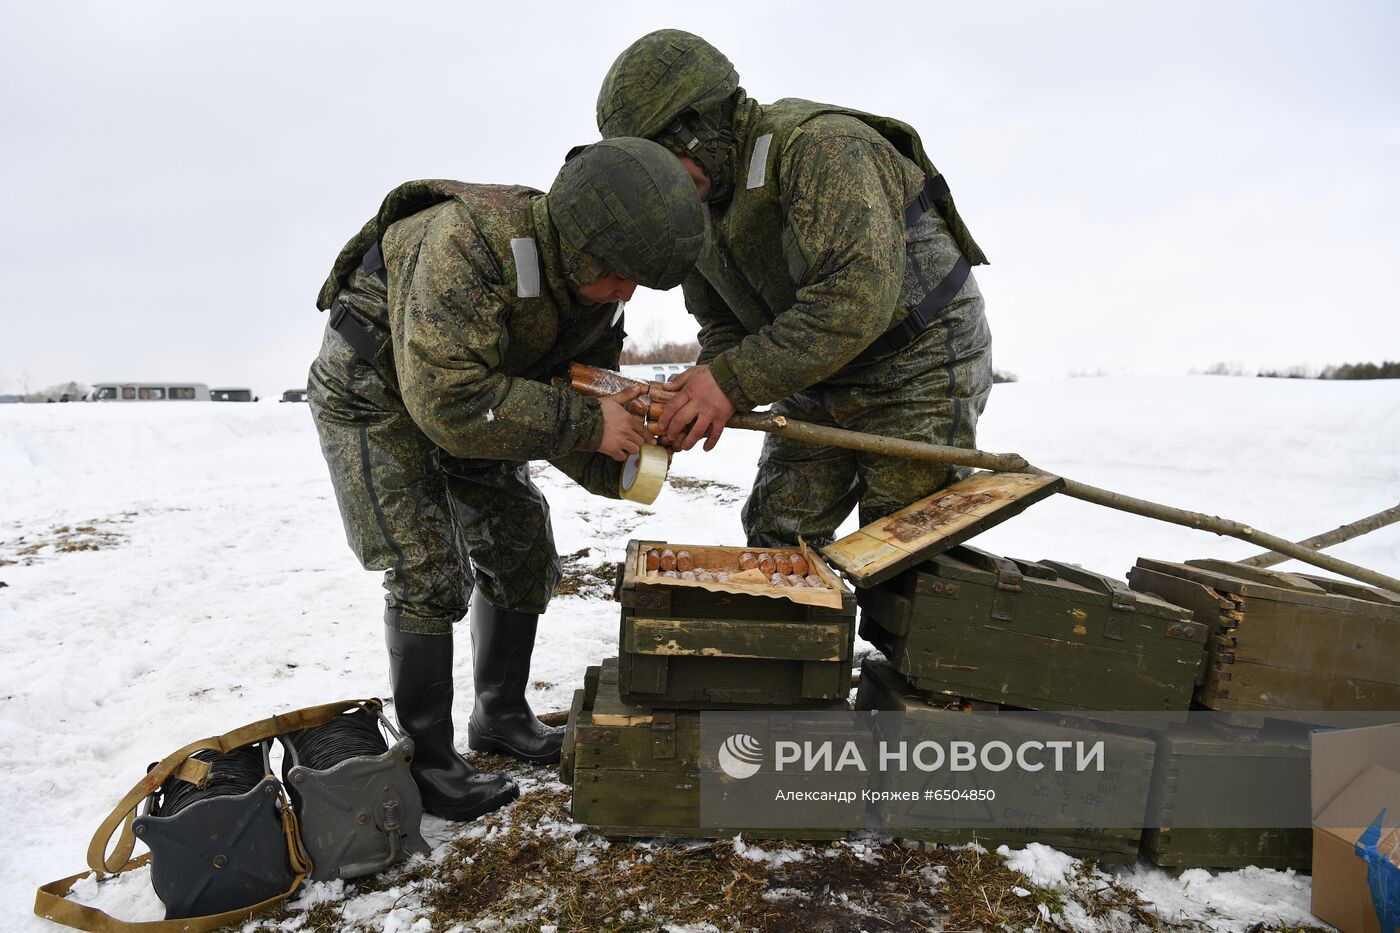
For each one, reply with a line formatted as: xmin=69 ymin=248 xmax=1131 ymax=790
xmin=1312 ymin=723 xmax=1400 ymax=932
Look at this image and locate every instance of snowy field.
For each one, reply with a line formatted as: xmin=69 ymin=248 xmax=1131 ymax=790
xmin=3 ymin=375 xmax=1398 ymax=931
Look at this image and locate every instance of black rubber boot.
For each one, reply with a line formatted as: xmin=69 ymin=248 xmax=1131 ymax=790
xmin=385 ymin=624 xmax=519 ymax=821
xmin=466 ymin=599 xmax=565 ymax=764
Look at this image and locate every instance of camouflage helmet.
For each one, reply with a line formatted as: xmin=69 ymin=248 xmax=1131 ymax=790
xmin=547 ymin=137 xmax=705 ymax=291
xmin=596 ymin=29 xmax=739 ymax=140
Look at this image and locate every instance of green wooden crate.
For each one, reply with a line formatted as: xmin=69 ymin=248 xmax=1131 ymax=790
xmin=858 ymin=545 xmax=1207 ymax=714
xmin=616 ymin=540 xmax=857 ymax=708
xmin=563 ymin=658 xmax=849 ymax=840
xmin=1142 ymin=721 xmax=1311 ymax=870
xmin=855 ymin=657 xmax=1154 ymax=863
xmin=1127 ymin=557 xmax=1400 ymax=714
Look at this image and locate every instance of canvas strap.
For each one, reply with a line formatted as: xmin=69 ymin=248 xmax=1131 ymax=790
xmin=34 ymin=699 xmax=379 ymax=933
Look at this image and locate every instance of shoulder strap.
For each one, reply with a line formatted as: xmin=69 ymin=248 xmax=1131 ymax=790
xmin=35 ymin=699 xmax=377 ymax=933
xmin=35 ymin=859 xmax=298 ymax=933
xmin=765 ymin=98 xmax=988 ymax=265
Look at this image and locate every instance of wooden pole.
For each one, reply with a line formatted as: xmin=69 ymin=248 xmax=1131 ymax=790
xmin=1238 ymin=503 xmax=1400 ymax=569
xmin=725 ymin=411 xmax=1400 ymax=593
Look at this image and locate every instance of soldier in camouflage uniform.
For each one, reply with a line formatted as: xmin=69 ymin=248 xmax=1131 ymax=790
xmin=596 ymin=30 xmax=994 ymax=546
xmin=308 ymin=138 xmax=704 ymax=821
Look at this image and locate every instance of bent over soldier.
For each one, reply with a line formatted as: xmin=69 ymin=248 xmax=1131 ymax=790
xmin=308 ymin=139 xmax=704 ymax=821
xmin=597 ymin=30 xmax=994 ymax=547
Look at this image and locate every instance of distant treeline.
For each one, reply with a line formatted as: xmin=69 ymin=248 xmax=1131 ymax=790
xmin=1201 ymin=361 xmax=1400 ymax=380
xmin=5 ymin=381 xmax=90 ymax=403
xmin=621 ymin=340 xmax=701 ymax=365
xmin=620 ymin=337 xmax=1022 ymax=387
xmin=1310 ymin=361 xmax=1400 ymax=380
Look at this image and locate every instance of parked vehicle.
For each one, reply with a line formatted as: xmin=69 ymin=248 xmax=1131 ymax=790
xmin=621 ymin=362 xmax=687 ymax=383
xmin=280 ymin=389 xmax=308 ymax=403
xmin=211 ymin=387 xmax=258 ymax=402
xmin=90 ymin=382 xmax=210 ymax=401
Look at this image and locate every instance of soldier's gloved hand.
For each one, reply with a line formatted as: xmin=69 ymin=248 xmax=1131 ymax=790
xmin=659 ymin=364 xmax=736 ymax=452
xmin=597 ymin=385 xmax=649 ymax=461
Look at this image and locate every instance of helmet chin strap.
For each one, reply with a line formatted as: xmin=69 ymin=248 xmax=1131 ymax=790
xmin=663 ymin=94 xmax=739 ymax=203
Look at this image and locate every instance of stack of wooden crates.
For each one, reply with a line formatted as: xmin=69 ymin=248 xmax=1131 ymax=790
xmin=1126 ymin=557 xmax=1400 ymax=869
xmin=562 ymin=538 xmax=858 ymax=839
xmin=560 ymin=470 xmax=1400 ymax=868
xmin=835 ymin=471 xmax=1196 ymax=862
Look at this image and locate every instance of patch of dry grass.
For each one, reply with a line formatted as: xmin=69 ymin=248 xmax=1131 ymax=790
xmin=553 ymin=547 xmax=618 ymax=600
xmin=0 ymin=518 xmax=128 ymax=566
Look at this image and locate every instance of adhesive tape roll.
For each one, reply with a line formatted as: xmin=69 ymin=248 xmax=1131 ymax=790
xmin=620 ymin=444 xmax=667 ymax=504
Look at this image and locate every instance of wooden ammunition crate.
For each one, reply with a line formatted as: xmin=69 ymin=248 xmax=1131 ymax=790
xmin=857 ymin=545 xmax=1207 ymax=714
xmin=617 ymin=539 xmax=857 ymax=708
xmin=856 ymin=658 xmax=1154 ymax=863
xmin=1127 ymin=558 xmax=1400 ymax=714
xmin=1142 ymin=721 xmax=1311 ymax=870
xmin=562 ymin=658 xmax=848 ymax=840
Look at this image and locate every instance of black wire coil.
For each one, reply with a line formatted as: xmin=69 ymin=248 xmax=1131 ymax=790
xmin=155 ymin=744 xmax=266 ymax=818
xmin=284 ymin=708 xmax=388 ymax=772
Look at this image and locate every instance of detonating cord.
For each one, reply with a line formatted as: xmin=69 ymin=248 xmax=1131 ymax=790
xmin=154 ymin=744 xmax=266 ymax=818
xmin=284 ymin=709 xmax=388 ymax=771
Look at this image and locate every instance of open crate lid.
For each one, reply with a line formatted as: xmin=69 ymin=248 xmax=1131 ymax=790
xmin=820 ymin=471 xmax=1064 ymax=588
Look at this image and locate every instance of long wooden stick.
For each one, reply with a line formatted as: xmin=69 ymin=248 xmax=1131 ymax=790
xmin=727 ymin=412 xmax=1400 ymax=593
xmin=1238 ymin=504 xmax=1400 ymax=568
xmin=566 ymin=366 xmax=1400 ymax=592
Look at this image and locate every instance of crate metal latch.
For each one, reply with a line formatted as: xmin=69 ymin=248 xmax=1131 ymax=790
xmin=651 ymin=712 xmax=676 ymax=760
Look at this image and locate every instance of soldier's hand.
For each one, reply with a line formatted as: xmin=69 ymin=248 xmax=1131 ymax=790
xmin=597 ymin=385 xmax=648 ymax=461
xmin=659 ymin=364 xmax=736 ymax=452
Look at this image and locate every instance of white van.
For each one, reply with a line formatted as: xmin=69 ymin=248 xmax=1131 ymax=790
xmin=620 ymin=362 xmax=688 ymax=383
xmin=90 ymin=382 xmax=211 ymax=401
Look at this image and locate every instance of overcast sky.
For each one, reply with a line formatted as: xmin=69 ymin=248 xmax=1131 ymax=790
xmin=2 ymin=1 xmax=1396 ymax=397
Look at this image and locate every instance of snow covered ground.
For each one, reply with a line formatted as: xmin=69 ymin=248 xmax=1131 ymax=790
xmin=2 ymin=375 xmax=1397 ymax=931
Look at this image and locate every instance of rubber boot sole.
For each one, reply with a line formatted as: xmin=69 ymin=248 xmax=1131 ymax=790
xmin=417 ymin=779 xmax=519 ymax=822
xmin=467 ymin=729 xmax=563 ymax=765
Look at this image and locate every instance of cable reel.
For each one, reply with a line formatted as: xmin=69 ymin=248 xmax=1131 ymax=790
xmin=280 ymin=705 xmax=429 ymax=881
xmin=132 ymin=741 xmax=297 ymax=921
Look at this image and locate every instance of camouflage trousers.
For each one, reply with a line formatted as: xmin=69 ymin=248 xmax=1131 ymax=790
xmin=308 ymin=322 xmax=561 ymax=635
xmin=741 ymin=294 xmax=993 ymax=549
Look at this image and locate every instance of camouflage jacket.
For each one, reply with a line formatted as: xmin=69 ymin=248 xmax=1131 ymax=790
xmin=687 ymin=98 xmax=987 ymax=410
xmin=317 ymin=181 xmax=625 ymax=494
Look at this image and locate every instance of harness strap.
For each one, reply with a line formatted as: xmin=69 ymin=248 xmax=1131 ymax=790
xmin=328 ymin=243 xmax=391 ymax=362
xmin=849 ymin=256 xmax=970 ymax=368
xmin=903 ymin=173 xmax=951 ymax=227
xmin=846 ymin=175 xmax=968 ymax=368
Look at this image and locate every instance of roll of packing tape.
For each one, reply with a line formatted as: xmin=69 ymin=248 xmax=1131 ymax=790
xmin=620 ymin=443 xmax=668 ymax=504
